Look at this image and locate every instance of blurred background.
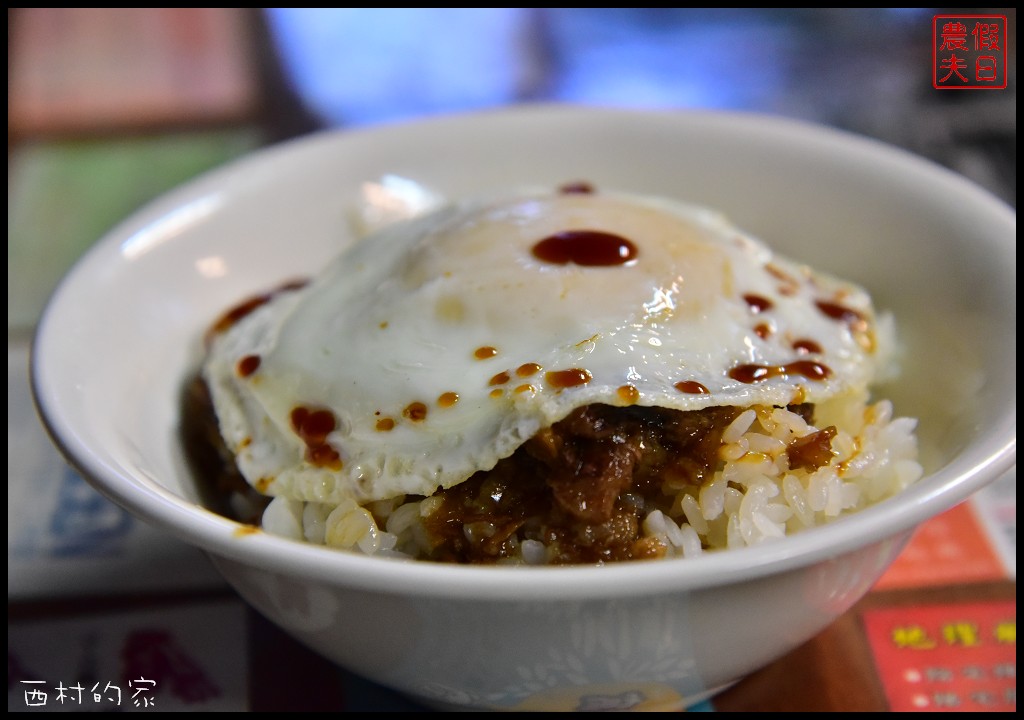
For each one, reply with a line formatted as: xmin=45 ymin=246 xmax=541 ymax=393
xmin=8 ymin=8 xmax=1016 ymax=335
xmin=7 ymin=8 xmax=1016 ymax=712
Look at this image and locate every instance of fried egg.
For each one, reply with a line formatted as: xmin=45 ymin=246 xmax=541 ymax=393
xmin=203 ymin=189 xmax=886 ymax=506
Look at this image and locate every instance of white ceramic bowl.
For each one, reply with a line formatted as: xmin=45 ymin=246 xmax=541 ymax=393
xmin=32 ymin=107 xmax=1015 ymax=711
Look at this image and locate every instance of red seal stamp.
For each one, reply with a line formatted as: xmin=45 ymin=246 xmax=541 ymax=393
xmin=933 ymin=15 xmax=1008 ymax=90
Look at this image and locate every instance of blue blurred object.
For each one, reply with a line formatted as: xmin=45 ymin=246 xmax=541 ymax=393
xmin=263 ymin=8 xmax=1013 ymax=205
xmin=263 ymin=8 xmax=936 ymax=127
xmin=542 ymin=8 xmax=801 ymax=110
xmin=265 ymin=8 xmax=538 ymax=126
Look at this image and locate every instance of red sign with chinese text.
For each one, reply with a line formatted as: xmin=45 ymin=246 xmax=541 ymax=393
xmin=873 ymin=502 xmax=1007 ymax=591
xmin=863 ymin=601 xmax=1016 ymax=711
xmin=933 ymin=15 xmax=1008 ymax=90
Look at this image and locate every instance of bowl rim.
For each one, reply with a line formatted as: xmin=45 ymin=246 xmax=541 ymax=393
xmin=30 ymin=104 xmax=1017 ymax=600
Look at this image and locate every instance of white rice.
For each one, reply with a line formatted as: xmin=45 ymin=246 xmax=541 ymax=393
xmin=261 ymin=395 xmax=922 ymax=563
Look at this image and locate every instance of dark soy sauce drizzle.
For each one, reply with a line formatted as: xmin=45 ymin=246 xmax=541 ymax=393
xmin=729 ymin=361 xmax=832 ymax=384
xmin=532 ymin=231 xmax=638 ymax=267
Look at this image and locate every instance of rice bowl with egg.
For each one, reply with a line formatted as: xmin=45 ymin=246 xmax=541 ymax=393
xmin=193 ymin=187 xmax=923 ymax=564
xmin=31 ymin=107 xmax=1013 ymax=711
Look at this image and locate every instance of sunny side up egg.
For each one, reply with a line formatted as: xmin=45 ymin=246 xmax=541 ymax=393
xmin=202 ymin=188 xmax=887 ymax=511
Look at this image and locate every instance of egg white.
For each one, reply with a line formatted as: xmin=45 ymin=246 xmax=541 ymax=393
xmin=204 ymin=191 xmax=883 ymax=505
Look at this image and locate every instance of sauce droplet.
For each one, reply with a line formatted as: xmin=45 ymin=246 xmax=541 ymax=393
xmin=729 ymin=361 xmax=832 ymax=384
xmin=532 ymin=231 xmax=638 ymax=267
xmin=617 ymin=384 xmax=640 ymax=404
xmin=308 ymin=444 xmax=342 ymax=468
xmin=291 ymin=407 xmax=334 ymax=443
xmin=815 ymin=300 xmax=868 ymax=332
xmin=290 ymin=406 xmax=342 ymax=470
xmin=437 ymin=391 xmax=459 ymax=407
xmin=754 ymin=323 xmax=772 ymax=339
xmin=489 ymin=388 xmax=504 ymax=399
xmin=207 ymin=279 xmax=308 ymax=343
xmin=403 ymin=402 xmax=428 ymax=421
xmin=474 ymin=346 xmax=498 ymax=359
xmin=514 ymin=384 xmax=536 ymax=395
xmin=545 ymin=368 xmax=593 ymax=388
xmin=236 ymin=354 xmax=261 ymax=377
xmin=559 ymin=181 xmax=595 ymax=194
xmin=515 ymin=362 xmax=542 ymax=377
xmin=674 ymin=380 xmax=710 ymax=394
xmin=489 ymin=371 xmax=511 ymax=386
xmin=792 ymin=339 xmax=823 ymax=355
xmin=743 ymin=294 xmax=774 ymax=313
xmin=375 ymin=417 xmax=395 ymax=431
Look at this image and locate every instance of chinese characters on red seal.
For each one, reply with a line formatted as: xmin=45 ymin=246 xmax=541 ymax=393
xmin=933 ymin=15 xmax=1007 ymax=90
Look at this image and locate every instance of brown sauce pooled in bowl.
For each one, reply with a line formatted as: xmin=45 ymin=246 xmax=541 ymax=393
xmin=179 ymin=374 xmax=269 ymax=525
